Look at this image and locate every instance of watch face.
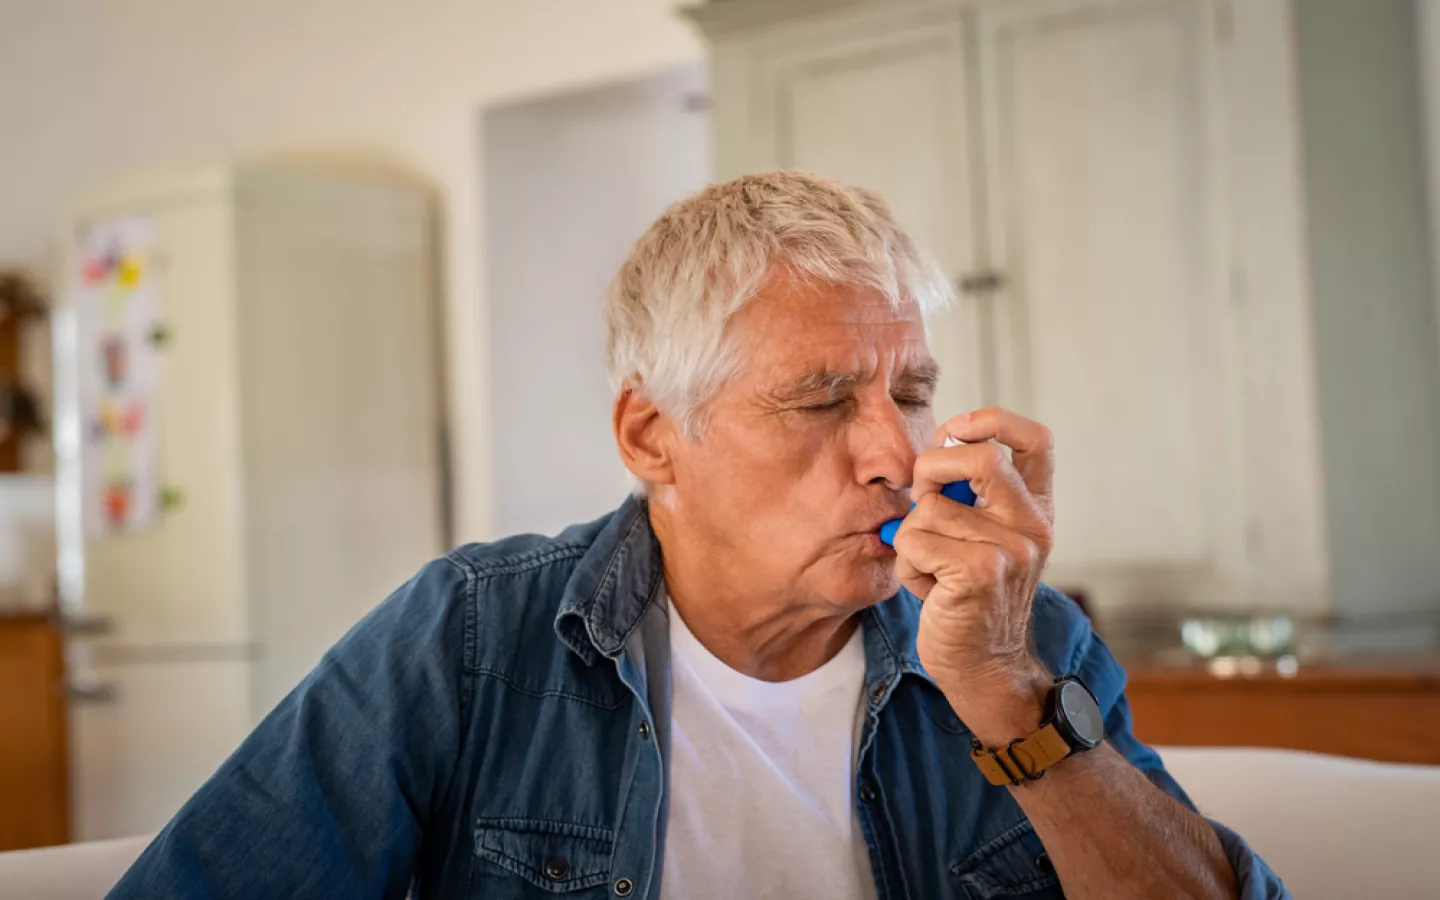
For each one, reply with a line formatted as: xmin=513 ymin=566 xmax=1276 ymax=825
xmin=1057 ymin=680 xmax=1104 ymax=747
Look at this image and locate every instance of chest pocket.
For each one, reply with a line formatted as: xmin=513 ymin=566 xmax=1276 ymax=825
xmin=952 ymin=819 xmax=1063 ymax=899
xmin=473 ymin=819 xmax=616 ymax=897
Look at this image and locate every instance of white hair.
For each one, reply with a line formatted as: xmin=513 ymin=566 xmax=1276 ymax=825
xmin=603 ymin=170 xmax=953 ymax=466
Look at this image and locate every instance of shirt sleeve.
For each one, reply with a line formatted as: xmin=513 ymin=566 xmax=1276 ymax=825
xmin=1063 ymin=600 xmax=1292 ymax=900
xmin=107 ymin=555 xmax=471 ymax=900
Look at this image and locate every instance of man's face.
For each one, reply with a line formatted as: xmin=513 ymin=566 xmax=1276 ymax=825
xmin=664 ymin=271 xmax=937 ymax=609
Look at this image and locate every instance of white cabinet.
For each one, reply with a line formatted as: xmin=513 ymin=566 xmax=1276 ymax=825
xmin=68 ymin=658 xmax=252 ymax=841
xmin=690 ymin=0 xmax=1328 ymax=613
xmin=57 ymin=164 xmax=446 ymax=838
xmin=974 ymin=0 xmax=1246 ymax=596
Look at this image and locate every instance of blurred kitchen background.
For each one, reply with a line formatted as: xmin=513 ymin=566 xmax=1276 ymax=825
xmin=2 ymin=0 xmax=1439 ymax=852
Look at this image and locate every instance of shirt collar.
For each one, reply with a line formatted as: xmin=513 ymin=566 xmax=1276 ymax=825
xmin=554 ymin=495 xmax=663 ymax=665
xmin=859 ymin=588 xmax=936 ymax=705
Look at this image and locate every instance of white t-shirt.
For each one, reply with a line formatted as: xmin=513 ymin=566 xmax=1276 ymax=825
xmin=660 ymin=598 xmax=878 ymax=900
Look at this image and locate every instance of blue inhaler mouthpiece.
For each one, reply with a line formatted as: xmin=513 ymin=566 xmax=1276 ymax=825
xmin=877 ymin=480 xmax=977 ymax=546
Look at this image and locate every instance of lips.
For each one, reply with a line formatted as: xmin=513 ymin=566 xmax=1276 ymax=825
xmin=862 ymin=509 xmax=911 ymax=535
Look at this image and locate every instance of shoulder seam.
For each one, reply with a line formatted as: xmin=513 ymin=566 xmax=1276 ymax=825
xmin=445 ymin=543 xmax=589 ymax=580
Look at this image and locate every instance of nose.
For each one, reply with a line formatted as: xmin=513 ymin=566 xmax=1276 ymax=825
xmin=851 ymin=398 xmax=919 ymax=491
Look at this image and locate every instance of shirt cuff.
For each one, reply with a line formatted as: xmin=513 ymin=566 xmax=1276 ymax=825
xmin=1208 ymin=818 xmax=1291 ymax=899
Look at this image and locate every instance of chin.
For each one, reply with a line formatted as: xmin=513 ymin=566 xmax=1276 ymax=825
xmin=829 ymin=561 xmax=901 ymax=609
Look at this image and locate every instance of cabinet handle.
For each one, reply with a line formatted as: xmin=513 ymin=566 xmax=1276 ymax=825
xmin=66 ymin=678 xmax=119 ymax=705
xmin=958 ymin=271 xmax=1006 ymax=295
xmin=59 ymin=610 xmax=114 ymax=637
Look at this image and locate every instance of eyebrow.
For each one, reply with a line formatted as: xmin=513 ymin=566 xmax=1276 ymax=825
xmin=895 ymin=359 xmax=941 ymax=395
xmin=766 ymin=359 xmax=942 ymax=405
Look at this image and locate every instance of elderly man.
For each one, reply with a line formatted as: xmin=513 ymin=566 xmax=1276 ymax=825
xmin=111 ymin=172 xmax=1285 ymax=899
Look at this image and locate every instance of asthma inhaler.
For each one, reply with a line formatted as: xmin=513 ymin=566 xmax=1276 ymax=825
xmin=877 ymin=436 xmax=977 ymax=546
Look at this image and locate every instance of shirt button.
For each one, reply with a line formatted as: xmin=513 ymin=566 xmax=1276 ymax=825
xmin=869 ymin=682 xmax=886 ymax=701
xmin=613 ymin=876 xmax=635 ymax=896
xmin=858 ymin=782 xmax=877 ymax=803
xmin=638 ymin=721 xmax=651 ymax=740
xmin=544 ymin=858 xmax=570 ymax=880
xmin=1035 ymin=852 xmax=1054 ymax=874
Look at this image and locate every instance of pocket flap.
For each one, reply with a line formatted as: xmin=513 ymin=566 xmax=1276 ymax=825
xmin=951 ymin=819 xmax=1061 ymax=898
xmin=474 ymin=818 xmax=615 ymax=892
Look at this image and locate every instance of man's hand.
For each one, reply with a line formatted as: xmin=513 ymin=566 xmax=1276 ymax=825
xmin=896 ymin=409 xmax=1246 ymax=899
xmin=893 ymin=407 xmax=1058 ymax=745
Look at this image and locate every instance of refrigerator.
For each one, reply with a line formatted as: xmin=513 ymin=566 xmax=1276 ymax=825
xmin=53 ymin=164 xmax=447 ymax=840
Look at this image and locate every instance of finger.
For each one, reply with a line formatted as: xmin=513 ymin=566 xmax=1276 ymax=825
xmin=893 ymin=549 xmax=937 ymax=600
xmin=903 ymin=492 xmax=1048 ymax=561
xmin=911 ymin=443 xmax=1046 ymax=534
xmin=893 ymin=525 xmax=1013 ymax=592
xmin=938 ymin=408 xmax=1054 ymax=504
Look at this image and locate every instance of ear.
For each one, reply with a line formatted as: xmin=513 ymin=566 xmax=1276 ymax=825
xmin=613 ymin=384 xmax=679 ymax=487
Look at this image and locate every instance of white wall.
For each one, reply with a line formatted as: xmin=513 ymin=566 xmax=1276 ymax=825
xmin=0 ymin=0 xmax=704 ymax=544
xmin=484 ymin=66 xmax=711 ymax=537
xmin=1298 ymin=0 xmax=1440 ymax=614
xmin=1420 ymin=0 xmax=1440 ymax=420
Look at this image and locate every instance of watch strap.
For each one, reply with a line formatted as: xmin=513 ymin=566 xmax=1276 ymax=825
xmin=970 ymin=723 xmax=1073 ymax=786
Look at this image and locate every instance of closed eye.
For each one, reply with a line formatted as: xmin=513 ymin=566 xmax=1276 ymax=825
xmin=893 ymin=393 xmax=932 ymax=411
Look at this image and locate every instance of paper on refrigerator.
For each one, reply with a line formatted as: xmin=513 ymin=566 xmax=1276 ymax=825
xmin=72 ymin=216 xmax=165 ymax=538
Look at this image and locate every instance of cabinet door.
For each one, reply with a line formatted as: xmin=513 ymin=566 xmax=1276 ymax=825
xmin=0 ymin=619 xmax=67 ymax=850
xmin=976 ymin=0 xmax=1245 ymax=604
xmin=69 ymin=657 xmax=251 ymax=840
xmin=66 ymin=193 xmax=251 ymax=646
xmin=727 ymin=6 xmax=988 ymax=417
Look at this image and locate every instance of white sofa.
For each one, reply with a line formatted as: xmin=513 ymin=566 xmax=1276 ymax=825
xmin=2 ymin=747 xmax=1437 ymax=899
xmin=1158 ymin=746 xmax=1440 ymax=899
xmin=0 ymin=835 xmax=151 ymax=900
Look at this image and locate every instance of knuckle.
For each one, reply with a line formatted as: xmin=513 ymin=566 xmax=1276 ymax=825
xmin=1019 ymin=538 xmax=1044 ymax=570
xmin=1032 ymin=522 xmax=1055 ymax=553
xmin=913 ymin=491 xmax=946 ymax=518
xmin=892 ymin=528 xmax=925 ymax=560
xmin=977 ymin=549 xmax=1007 ymax=584
xmin=1037 ymin=425 xmax=1056 ymax=455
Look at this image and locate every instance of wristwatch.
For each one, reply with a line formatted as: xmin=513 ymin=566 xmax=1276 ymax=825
xmin=970 ymin=675 xmax=1105 ymax=786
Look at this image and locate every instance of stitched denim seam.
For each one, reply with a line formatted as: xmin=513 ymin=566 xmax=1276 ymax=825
xmin=455 ymin=545 xmax=589 ymax=579
xmin=950 ymin=818 xmax=1055 ymax=891
xmin=474 ymin=818 xmax=615 ymax=843
xmin=473 ymin=667 xmax=622 ymax=710
xmin=473 ymin=819 xmax=614 ymax=889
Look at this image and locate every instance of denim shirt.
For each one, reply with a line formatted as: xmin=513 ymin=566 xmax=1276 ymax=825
xmin=110 ymin=497 xmax=1288 ymax=899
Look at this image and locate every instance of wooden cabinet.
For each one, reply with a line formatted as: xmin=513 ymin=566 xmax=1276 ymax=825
xmin=1127 ymin=663 xmax=1440 ymax=765
xmin=0 ymin=616 xmax=68 ymax=850
xmin=688 ymin=0 xmax=1339 ymax=615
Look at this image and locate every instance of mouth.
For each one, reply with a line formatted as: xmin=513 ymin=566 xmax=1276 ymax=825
xmin=850 ymin=512 xmax=907 ymax=555
xmin=860 ymin=509 xmax=910 ymax=536
xmin=859 ymin=531 xmax=897 ymax=556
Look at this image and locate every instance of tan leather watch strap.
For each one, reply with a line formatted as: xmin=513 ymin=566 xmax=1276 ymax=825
xmin=970 ymin=723 xmax=1072 ymax=786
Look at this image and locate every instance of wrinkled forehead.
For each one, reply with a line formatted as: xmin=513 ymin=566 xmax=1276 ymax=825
xmin=728 ymin=272 xmax=934 ymax=387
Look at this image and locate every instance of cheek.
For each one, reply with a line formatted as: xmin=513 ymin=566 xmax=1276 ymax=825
xmin=707 ymin=414 xmax=831 ymax=481
xmin=681 ymin=422 xmax=841 ymax=526
xmin=909 ymin=412 xmax=936 ymax=451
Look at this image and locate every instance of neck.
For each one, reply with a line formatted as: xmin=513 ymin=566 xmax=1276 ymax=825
xmin=650 ymin=503 xmax=859 ymax=682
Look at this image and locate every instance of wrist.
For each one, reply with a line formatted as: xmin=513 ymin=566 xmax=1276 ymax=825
xmin=937 ymin=664 xmax=1052 ymax=747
